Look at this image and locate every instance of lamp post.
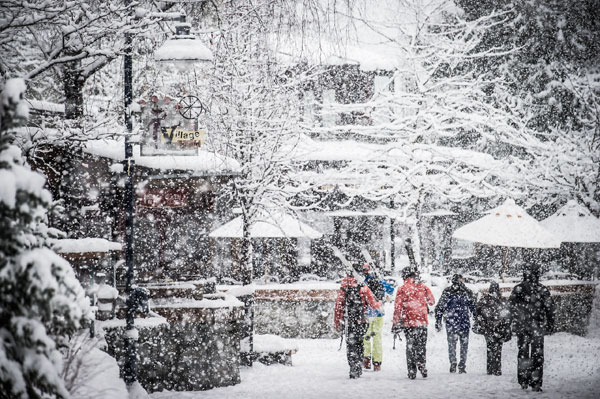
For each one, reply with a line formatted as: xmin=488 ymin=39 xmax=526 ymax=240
xmin=121 ymin=8 xmax=213 ymax=386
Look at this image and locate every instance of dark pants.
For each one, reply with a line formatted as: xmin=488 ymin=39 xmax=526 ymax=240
xmin=447 ymin=329 xmax=469 ymax=370
xmin=346 ymin=324 xmax=365 ymax=378
xmin=517 ymin=330 xmax=544 ymax=389
xmin=485 ymin=336 xmax=503 ymax=375
xmin=404 ymin=327 xmax=428 ymax=377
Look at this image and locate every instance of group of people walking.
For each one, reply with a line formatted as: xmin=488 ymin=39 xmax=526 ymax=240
xmin=334 ymin=262 xmax=555 ymax=392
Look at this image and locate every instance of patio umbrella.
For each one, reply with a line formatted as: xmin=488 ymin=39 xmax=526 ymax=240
xmin=452 ymin=199 xmax=561 ymax=277
xmin=540 ymin=200 xmax=600 ymax=243
xmin=540 ymin=200 xmax=600 ymax=274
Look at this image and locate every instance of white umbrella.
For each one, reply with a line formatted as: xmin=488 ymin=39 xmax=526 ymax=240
xmin=209 ymin=213 xmax=322 ymax=239
xmin=540 ymin=200 xmax=600 ymax=243
xmin=540 ymin=200 xmax=600 ymax=275
xmin=453 ymin=199 xmax=561 ymax=248
xmin=453 ymin=199 xmax=561 ymax=279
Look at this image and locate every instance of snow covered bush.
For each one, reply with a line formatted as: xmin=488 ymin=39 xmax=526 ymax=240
xmin=0 ymin=79 xmax=91 ymax=398
xmin=60 ymin=333 xmax=128 ymax=399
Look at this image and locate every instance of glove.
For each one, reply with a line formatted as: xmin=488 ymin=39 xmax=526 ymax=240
xmin=435 ymin=320 xmax=442 ymax=332
xmin=391 ymin=324 xmax=403 ymax=335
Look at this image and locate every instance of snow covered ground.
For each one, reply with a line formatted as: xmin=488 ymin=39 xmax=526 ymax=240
xmin=151 ymin=300 xmax=600 ymax=399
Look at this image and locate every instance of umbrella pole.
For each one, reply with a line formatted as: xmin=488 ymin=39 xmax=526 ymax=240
xmin=500 ymin=247 xmax=508 ymax=283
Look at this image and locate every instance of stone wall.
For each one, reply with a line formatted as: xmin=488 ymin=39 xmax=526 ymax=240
xmin=253 ymin=288 xmax=338 ymax=339
xmin=102 ymin=297 xmax=243 ymax=392
xmin=250 ymin=283 xmax=597 ymax=338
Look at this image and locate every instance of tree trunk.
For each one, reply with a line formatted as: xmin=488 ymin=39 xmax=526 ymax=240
xmin=239 ymin=208 xmax=254 ymax=366
xmin=63 ymin=61 xmax=85 ymax=120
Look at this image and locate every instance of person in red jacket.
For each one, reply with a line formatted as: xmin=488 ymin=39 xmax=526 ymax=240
xmin=334 ymin=265 xmax=382 ymax=379
xmin=392 ymin=267 xmax=435 ymax=379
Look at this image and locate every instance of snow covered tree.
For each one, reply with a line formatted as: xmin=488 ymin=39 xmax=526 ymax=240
xmin=290 ymin=2 xmax=541 ymax=215
xmin=456 ymin=0 xmax=600 ymax=214
xmin=201 ymin=0 xmax=303 ymax=365
xmin=0 ymin=79 xmax=91 ymax=399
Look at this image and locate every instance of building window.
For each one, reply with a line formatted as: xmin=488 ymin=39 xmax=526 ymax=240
xmin=374 ymin=75 xmax=392 ymax=95
xmin=303 ymin=91 xmax=316 ymax=123
xmin=321 ymin=89 xmax=338 ymax=127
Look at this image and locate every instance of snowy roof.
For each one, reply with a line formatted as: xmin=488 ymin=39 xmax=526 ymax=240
xmin=54 ymin=238 xmax=122 ymax=253
xmin=453 ymin=199 xmax=562 ymax=248
xmin=25 ymin=99 xmax=65 ymax=114
xmin=154 ymin=37 xmax=214 ymax=63
xmin=541 ymin=200 xmax=600 ymax=243
xmin=288 ymin=134 xmax=501 ymax=169
xmin=209 ymin=212 xmax=323 ymax=239
xmin=84 ymin=138 xmax=241 ymax=175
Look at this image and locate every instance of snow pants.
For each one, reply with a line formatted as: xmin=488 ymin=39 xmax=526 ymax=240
xmin=404 ymin=327 xmax=428 ymax=377
xmin=446 ymin=329 xmax=469 ymax=370
xmin=363 ymin=316 xmax=384 ymax=363
xmin=485 ymin=336 xmax=503 ymax=375
xmin=517 ymin=330 xmax=544 ymax=389
xmin=346 ymin=323 xmax=366 ymax=378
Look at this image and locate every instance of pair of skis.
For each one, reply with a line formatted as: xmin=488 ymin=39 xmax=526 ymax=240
xmin=333 ymin=245 xmax=381 ymax=351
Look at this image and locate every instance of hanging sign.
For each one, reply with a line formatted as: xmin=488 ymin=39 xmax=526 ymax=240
xmin=138 ymin=94 xmax=208 ymax=155
xmin=160 ymin=126 xmax=206 ymax=146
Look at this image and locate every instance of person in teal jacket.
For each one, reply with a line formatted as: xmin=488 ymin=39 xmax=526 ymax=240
xmin=362 ymin=263 xmax=395 ymax=371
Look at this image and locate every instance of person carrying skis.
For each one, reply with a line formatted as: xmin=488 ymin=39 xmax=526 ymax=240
xmin=334 ymin=264 xmax=382 ymax=379
xmin=391 ymin=267 xmax=435 ymax=379
xmin=362 ymin=263 xmax=394 ymax=371
xmin=508 ymin=265 xmax=555 ymax=392
xmin=435 ymin=273 xmax=476 ymax=374
xmin=474 ymin=281 xmax=512 ymax=375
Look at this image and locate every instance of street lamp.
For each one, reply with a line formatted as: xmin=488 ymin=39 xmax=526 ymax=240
xmin=122 ymin=10 xmax=213 ymax=387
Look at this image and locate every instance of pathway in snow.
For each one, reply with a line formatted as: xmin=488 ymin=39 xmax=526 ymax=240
xmin=152 ymin=302 xmax=600 ymax=399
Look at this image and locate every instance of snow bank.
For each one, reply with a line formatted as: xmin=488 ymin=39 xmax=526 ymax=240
xmin=65 ymin=338 xmax=129 ymax=399
xmin=54 ymin=238 xmax=122 ymax=254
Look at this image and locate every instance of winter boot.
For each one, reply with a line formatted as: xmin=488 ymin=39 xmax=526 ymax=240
xmin=418 ymin=363 xmax=427 ymax=378
xmin=363 ymin=357 xmax=371 ymax=369
xmin=459 ymin=366 xmax=467 ymax=374
xmin=373 ymin=362 xmax=381 ymax=372
xmin=449 ymin=363 xmax=457 ymax=373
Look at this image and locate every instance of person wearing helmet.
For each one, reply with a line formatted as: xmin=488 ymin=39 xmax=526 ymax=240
xmin=392 ymin=267 xmax=435 ymax=379
xmin=435 ymin=274 xmax=476 ymax=374
xmin=334 ymin=263 xmax=382 ymax=379
xmin=361 ymin=263 xmax=394 ymax=371
xmin=474 ymin=281 xmax=512 ymax=375
xmin=509 ymin=266 xmax=555 ymax=392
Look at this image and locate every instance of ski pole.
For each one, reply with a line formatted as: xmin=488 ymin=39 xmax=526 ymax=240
xmin=393 ymin=333 xmax=396 ymax=350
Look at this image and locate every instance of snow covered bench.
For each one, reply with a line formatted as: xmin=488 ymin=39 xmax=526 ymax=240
xmin=252 ymin=334 xmax=298 ymax=366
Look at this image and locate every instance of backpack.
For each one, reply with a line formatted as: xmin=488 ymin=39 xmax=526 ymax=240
xmin=344 ymin=284 xmax=368 ymax=336
xmin=367 ymin=278 xmax=384 ymax=302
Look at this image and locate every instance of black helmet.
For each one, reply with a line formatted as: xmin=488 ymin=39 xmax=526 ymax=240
xmin=402 ymin=267 xmax=417 ymax=280
xmin=451 ymin=274 xmax=463 ymax=285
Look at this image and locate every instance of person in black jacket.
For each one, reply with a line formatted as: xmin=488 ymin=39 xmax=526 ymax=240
xmin=508 ymin=266 xmax=555 ymax=392
xmin=474 ymin=281 xmax=511 ymax=376
xmin=435 ymin=274 xmax=476 ymax=373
